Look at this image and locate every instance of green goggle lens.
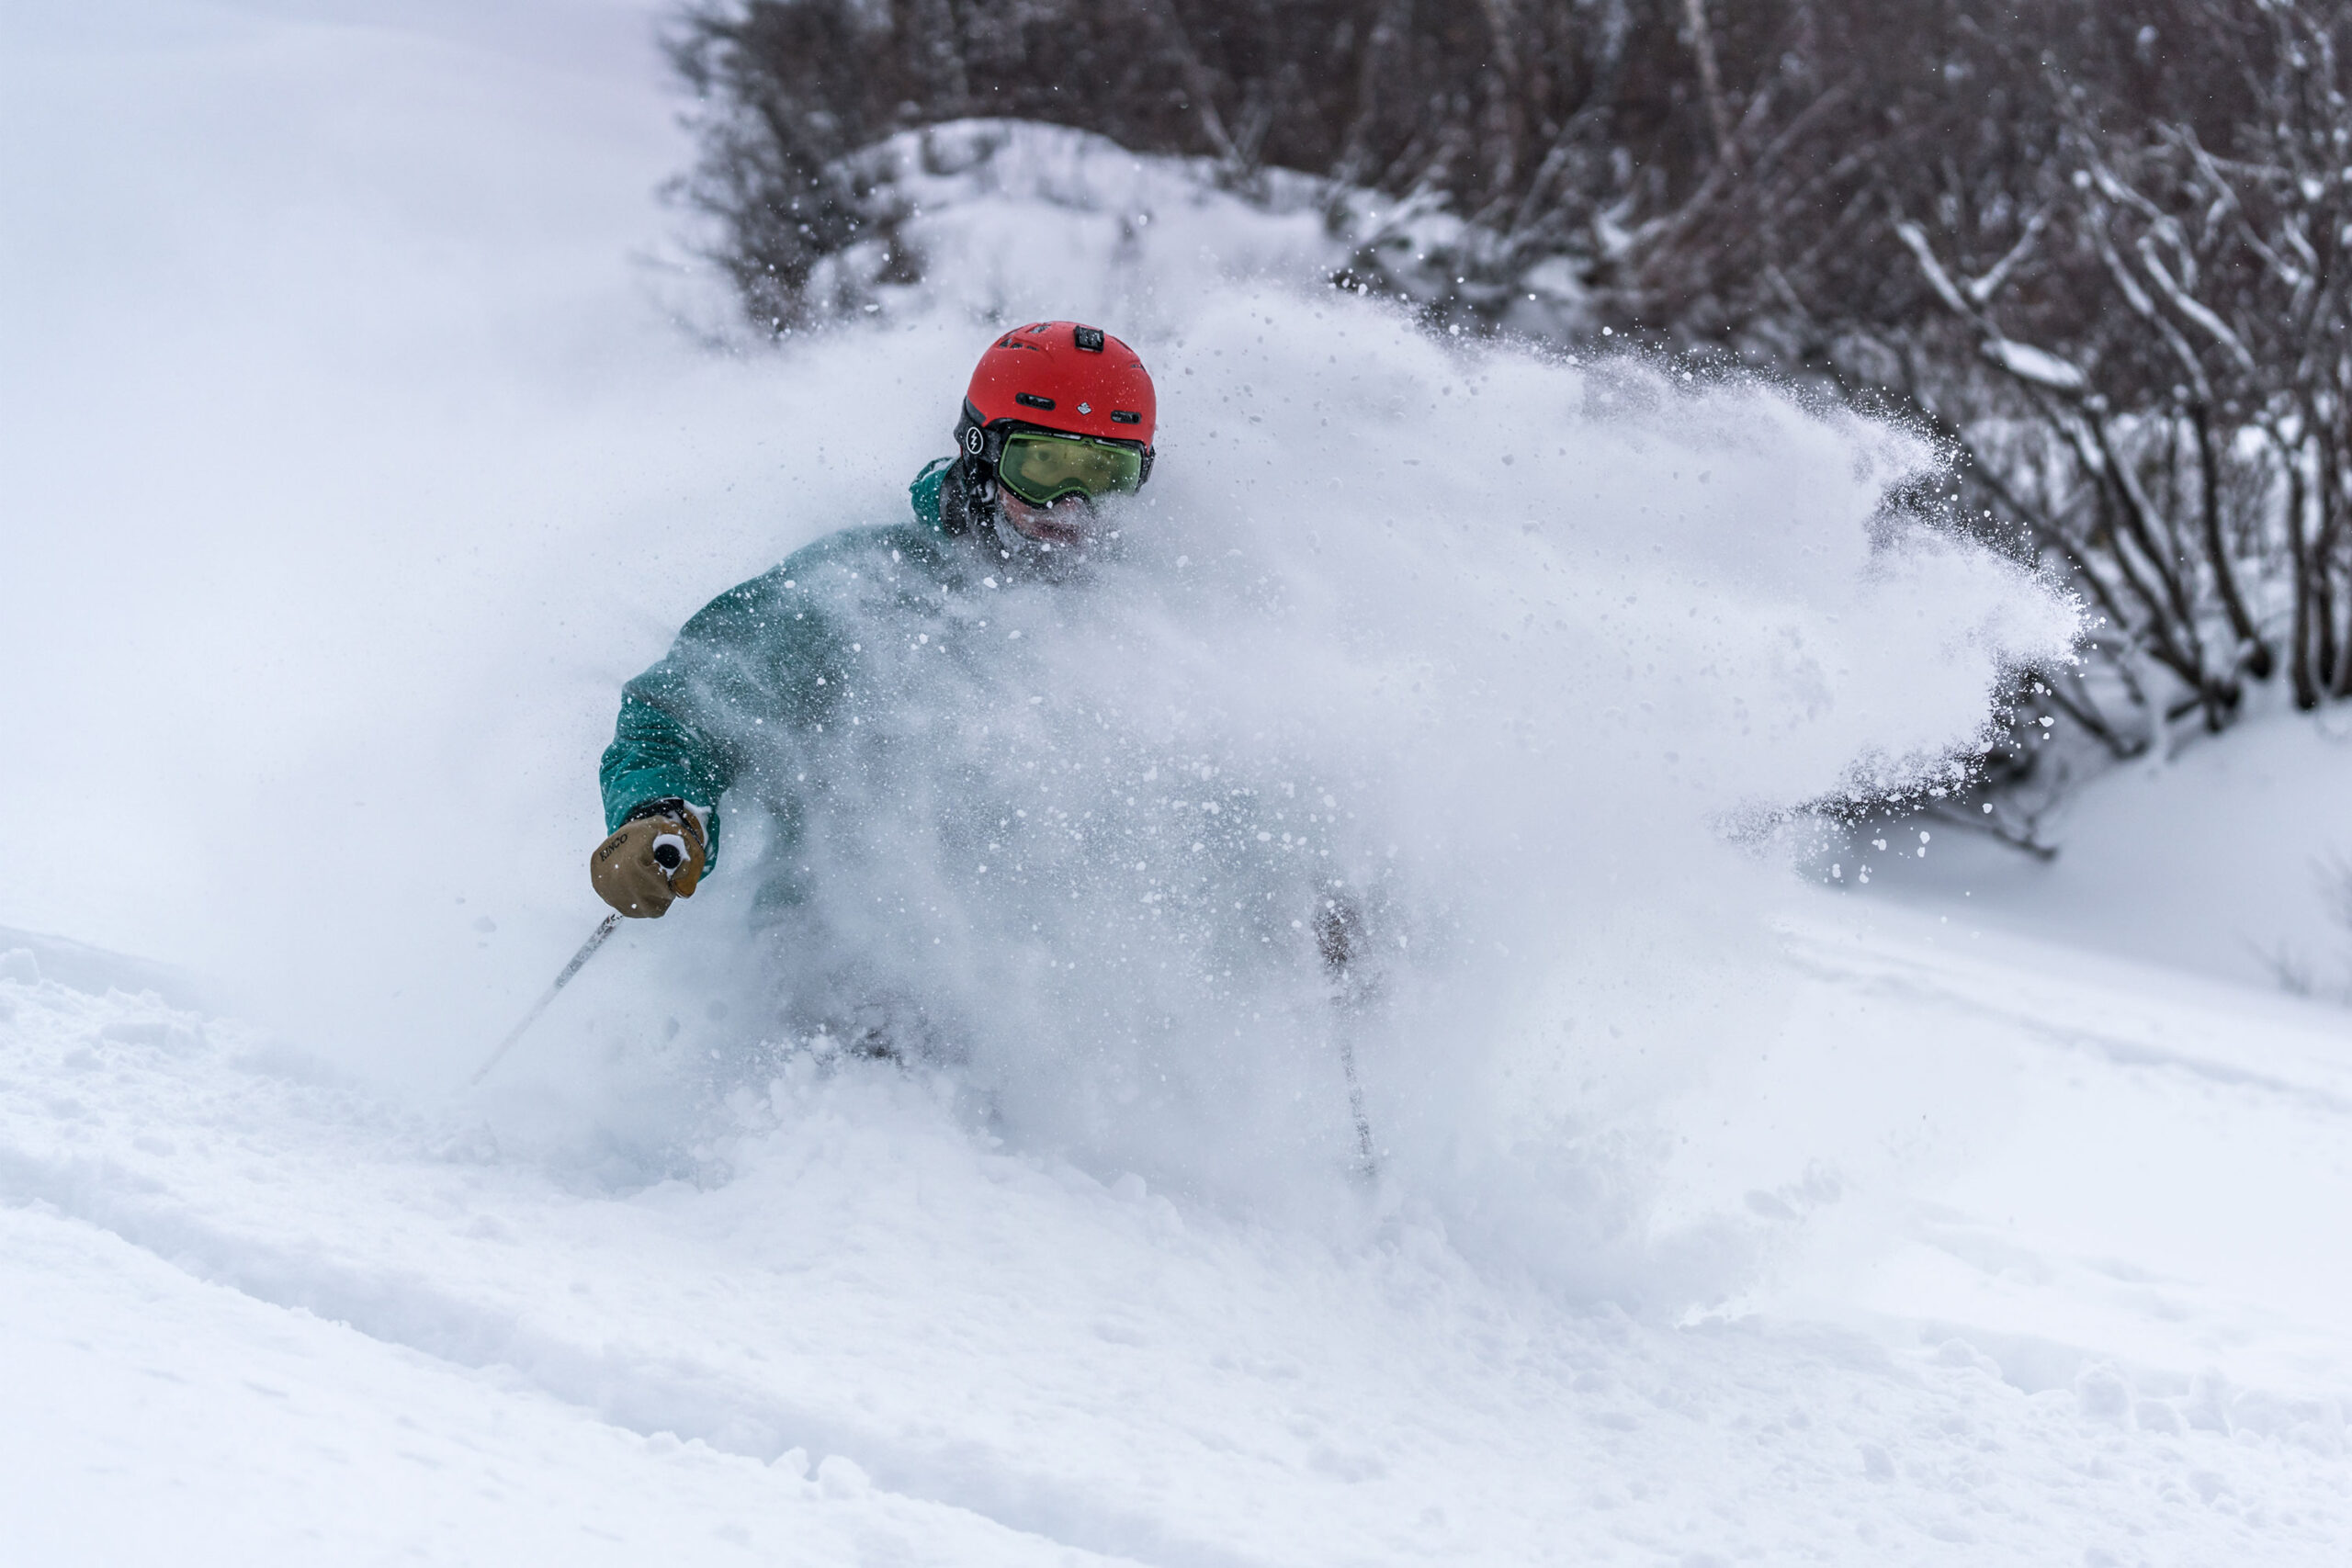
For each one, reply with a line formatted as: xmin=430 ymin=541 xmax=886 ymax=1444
xmin=996 ymin=431 xmax=1145 ymax=507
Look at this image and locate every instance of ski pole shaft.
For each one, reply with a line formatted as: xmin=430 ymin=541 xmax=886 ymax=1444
xmin=471 ymin=912 xmax=622 ymax=1087
xmin=1314 ymin=898 xmax=1380 ymax=1180
xmin=1336 ymin=1029 xmax=1377 ymax=1178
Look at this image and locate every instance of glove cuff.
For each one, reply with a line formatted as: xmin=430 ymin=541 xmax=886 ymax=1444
xmin=624 ymin=796 xmax=708 ymax=852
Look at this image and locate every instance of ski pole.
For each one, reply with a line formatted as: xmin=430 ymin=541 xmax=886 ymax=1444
xmin=470 ymin=912 xmax=622 ymax=1087
xmin=1314 ymin=898 xmax=1380 ymax=1179
xmin=1333 ymin=1021 xmax=1378 ymax=1179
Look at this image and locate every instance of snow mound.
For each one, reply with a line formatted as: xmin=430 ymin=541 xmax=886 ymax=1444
xmin=759 ymin=118 xmax=1582 ymax=341
xmin=1869 ymin=699 xmax=2352 ymax=995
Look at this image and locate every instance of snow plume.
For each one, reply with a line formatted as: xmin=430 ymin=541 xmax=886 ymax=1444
xmin=627 ymin=292 xmax=2080 ymax=1308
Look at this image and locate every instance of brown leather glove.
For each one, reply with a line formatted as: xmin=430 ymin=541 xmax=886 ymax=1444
xmin=590 ymin=805 xmax=707 ymax=919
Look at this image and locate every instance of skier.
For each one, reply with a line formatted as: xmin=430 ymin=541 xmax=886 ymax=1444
xmin=587 ymin=321 xmax=1158 ymax=940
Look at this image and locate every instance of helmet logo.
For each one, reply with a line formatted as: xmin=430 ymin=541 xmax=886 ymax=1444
xmin=1077 ymin=401 xmax=1092 ymax=414
xmin=963 ymin=425 xmax=985 ymax=456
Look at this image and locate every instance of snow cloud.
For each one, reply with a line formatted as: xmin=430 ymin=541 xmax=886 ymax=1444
xmin=629 ymin=282 xmax=2079 ymax=1304
xmin=2 ymin=41 xmax=2075 ymax=1308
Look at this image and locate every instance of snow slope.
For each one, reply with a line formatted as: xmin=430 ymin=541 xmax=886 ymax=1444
xmin=1864 ymin=701 xmax=2352 ymax=996
xmin=5 ymin=2 xmax=2349 ymax=1562
xmin=5 ymin=914 xmax=2348 ymax=1565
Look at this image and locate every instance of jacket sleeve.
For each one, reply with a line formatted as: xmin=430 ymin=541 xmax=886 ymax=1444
xmin=600 ymin=693 xmax=732 ymax=840
xmin=598 ymin=569 xmax=814 ymax=871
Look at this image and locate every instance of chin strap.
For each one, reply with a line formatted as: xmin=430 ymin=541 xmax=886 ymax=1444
xmin=939 ymin=452 xmax=1000 ymax=538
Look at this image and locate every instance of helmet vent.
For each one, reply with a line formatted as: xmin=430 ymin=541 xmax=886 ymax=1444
xmin=1072 ymin=325 xmax=1105 ymax=353
xmin=1016 ymin=391 xmax=1056 ymax=410
xmin=1110 ymin=410 xmax=1142 ymax=423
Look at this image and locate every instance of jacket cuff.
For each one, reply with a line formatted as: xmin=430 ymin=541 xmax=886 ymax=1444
xmin=617 ymin=795 xmax=719 ymax=872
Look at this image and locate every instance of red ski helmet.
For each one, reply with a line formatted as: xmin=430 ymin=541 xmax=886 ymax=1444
xmin=964 ymin=321 xmax=1155 ymax=444
xmin=955 ymin=321 xmax=1156 ymax=491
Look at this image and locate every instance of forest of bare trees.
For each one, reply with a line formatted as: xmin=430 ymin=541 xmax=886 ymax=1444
xmin=667 ymin=0 xmax=2352 ymax=840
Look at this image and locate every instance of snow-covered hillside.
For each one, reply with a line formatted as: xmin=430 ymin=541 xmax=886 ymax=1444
xmin=4 ymin=3 xmax=2348 ymax=1563
xmin=1869 ymin=701 xmax=2352 ymax=997
xmin=6 ymin=910 xmax=2350 ymax=1564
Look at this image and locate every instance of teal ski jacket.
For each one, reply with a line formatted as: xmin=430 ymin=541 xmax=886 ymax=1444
xmin=599 ymin=459 xmax=975 ymax=888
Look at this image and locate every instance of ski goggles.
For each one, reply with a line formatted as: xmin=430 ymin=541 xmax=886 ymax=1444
xmin=994 ymin=430 xmax=1147 ymax=507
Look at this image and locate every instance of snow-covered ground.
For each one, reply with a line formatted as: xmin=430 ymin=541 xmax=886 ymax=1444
xmin=5 ymin=3 xmax=2348 ymax=1563
xmin=6 ymin=908 xmax=2349 ymax=1564
xmin=1867 ymin=701 xmax=2352 ymax=997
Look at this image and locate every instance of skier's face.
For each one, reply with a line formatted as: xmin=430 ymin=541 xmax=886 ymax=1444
xmin=986 ymin=483 xmax=1125 ymax=585
xmin=995 ymin=482 xmax=1095 ymax=547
